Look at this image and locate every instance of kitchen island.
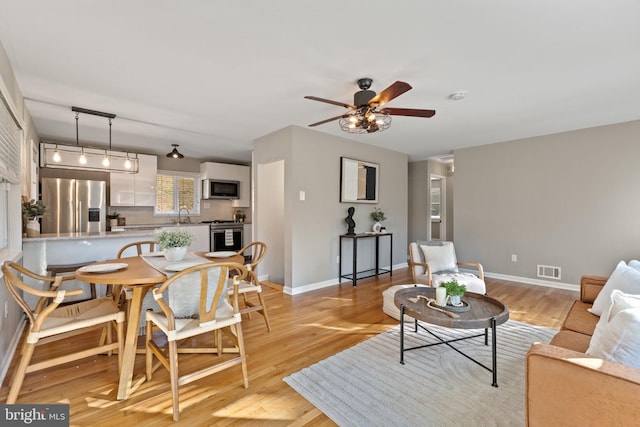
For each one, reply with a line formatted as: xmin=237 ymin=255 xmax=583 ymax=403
xmin=22 ymin=224 xmax=210 ymax=307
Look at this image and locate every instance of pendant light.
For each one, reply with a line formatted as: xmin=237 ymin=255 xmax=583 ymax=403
xmin=52 ymin=144 xmax=61 ymax=162
xmin=75 ymin=112 xmax=87 ymax=165
xmin=166 ymin=144 xmax=184 ymax=159
xmin=102 ymin=118 xmax=113 ymax=167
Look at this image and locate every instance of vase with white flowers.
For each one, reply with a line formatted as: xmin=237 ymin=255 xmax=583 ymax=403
xmin=155 ymin=228 xmax=196 ymax=261
xmin=370 ymin=207 xmax=387 ymax=233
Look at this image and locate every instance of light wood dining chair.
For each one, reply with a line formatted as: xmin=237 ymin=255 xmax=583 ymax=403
xmin=145 ymin=262 xmax=249 ymax=421
xmin=109 ymin=240 xmax=159 ymax=304
xmin=2 ymin=261 xmax=125 ymax=404
xmin=230 ymin=241 xmax=271 ymax=331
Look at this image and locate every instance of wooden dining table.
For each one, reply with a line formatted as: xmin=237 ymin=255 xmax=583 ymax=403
xmin=75 ymin=251 xmax=244 ymax=400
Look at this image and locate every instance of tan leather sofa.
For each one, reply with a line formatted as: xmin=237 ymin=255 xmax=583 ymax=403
xmin=526 ymin=275 xmax=640 ymax=426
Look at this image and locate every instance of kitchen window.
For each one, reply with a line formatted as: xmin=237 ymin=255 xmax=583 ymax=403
xmin=155 ymin=171 xmax=200 ymax=216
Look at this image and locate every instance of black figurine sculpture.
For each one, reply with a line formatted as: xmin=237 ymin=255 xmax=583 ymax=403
xmin=345 ymin=206 xmax=356 ymax=235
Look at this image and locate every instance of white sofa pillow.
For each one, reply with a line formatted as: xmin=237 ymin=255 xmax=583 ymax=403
xmin=420 ymin=243 xmax=459 ymax=273
xmin=587 ymin=290 xmax=640 ymax=368
xmin=589 ymin=261 xmax=640 ymax=316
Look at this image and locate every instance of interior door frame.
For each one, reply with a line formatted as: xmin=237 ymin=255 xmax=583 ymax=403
xmin=430 ymin=174 xmax=446 ymax=241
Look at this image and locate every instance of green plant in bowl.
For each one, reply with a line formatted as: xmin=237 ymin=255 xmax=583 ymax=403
xmin=155 ymin=228 xmax=196 ymax=249
xmin=440 ymin=279 xmax=466 ymax=306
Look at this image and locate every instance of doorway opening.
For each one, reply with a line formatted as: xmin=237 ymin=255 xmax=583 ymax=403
xmin=430 ymin=175 xmax=445 ymax=240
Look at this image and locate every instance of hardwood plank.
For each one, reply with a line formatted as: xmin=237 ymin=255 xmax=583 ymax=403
xmin=0 ymin=268 xmax=577 ymax=425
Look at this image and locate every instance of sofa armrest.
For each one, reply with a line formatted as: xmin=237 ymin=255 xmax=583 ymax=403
xmin=457 ymin=261 xmax=484 ymax=280
xmin=526 ymin=343 xmax=640 ymax=426
xmin=580 ymin=275 xmax=608 ymax=304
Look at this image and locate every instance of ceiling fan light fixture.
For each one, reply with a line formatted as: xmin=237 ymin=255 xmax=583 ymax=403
xmin=167 ymin=144 xmax=184 ymax=159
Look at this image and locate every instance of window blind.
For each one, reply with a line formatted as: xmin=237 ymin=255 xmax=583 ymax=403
xmin=0 ymin=91 xmax=21 ymax=184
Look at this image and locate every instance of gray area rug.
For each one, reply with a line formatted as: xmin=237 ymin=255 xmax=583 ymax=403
xmin=284 ymin=320 xmax=555 ymax=427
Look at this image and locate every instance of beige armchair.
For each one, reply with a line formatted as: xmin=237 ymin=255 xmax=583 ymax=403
xmin=408 ymin=241 xmax=486 ymax=294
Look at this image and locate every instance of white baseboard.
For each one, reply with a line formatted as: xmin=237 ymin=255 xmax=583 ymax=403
xmin=483 ymin=271 xmax=580 ymax=292
xmin=0 ymin=315 xmax=26 ymax=387
xmin=284 ymin=262 xmax=409 ymax=295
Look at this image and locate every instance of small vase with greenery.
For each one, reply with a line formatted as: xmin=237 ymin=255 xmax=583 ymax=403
xmin=440 ymin=279 xmax=466 ymax=306
xmin=370 ymin=207 xmax=387 ymax=232
xmin=22 ymin=197 xmax=47 ymax=221
xmin=156 ymin=228 xmax=196 ymax=262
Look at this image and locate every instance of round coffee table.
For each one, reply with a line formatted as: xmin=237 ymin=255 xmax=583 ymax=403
xmin=394 ymin=286 xmax=509 ymax=387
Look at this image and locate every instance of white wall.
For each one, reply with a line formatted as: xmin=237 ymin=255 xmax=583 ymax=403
xmin=454 ymin=120 xmax=640 ymax=286
xmin=254 ymin=126 xmax=408 ymax=294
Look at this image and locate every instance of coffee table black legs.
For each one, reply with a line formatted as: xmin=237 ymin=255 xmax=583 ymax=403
xmin=491 ymin=317 xmax=498 ymax=387
xmin=398 ymin=312 xmax=500 ymax=387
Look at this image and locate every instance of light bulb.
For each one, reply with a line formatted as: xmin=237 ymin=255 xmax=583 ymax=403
xmin=348 ymin=115 xmax=358 ymax=123
xmin=368 ymin=113 xmax=376 ymax=122
xmin=376 ymin=119 xmax=385 ymax=125
xmin=79 ymin=149 xmax=87 ymax=165
xmin=52 ymin=149 xmax=61 ymax=162
xmin=124 ymin=157 xmax=132 ymax=169
xmin=348 ymin=122 xmax=356 ymax=129
xmin=102 ymin=154 xmax=110 ymax=167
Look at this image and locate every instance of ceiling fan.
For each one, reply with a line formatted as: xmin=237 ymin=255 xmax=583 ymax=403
xmin=305 ymin=78 xmax=436 ymax=134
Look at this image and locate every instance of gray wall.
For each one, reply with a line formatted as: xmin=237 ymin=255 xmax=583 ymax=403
xmin=254 ymin=125 xmax=408 ymax=294
xmin=454 ymin=120 xmax=640 ymax=286
xmin=0 ymin=41 xmax=39 ymax=382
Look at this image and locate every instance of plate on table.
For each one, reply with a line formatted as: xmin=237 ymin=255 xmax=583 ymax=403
xmin=165 ymin=262 xmax=202 ymax=272
xmin=205 ymin=251 xmax=237 ymax=258
xmin=143 ymin=251 xmax=164 ymax=257
xmin=78 ymin=262 xmax=128 ymax=273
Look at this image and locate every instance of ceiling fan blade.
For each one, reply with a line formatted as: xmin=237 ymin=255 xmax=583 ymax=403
xmin=304 ymin=96 xmax=356 ymax=110
xmin=308 ymin=114 xmax=350 ymax=127
xmin=368 ymin=81 xmax=412 ymax=107
xmin=381 ymin=107 xmax=436 ymax=118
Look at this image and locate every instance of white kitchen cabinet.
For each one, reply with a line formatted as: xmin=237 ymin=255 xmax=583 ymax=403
xmin=232 ymin=165 xmax=250 ymax=208
xmin=200 ymin=162 xmax=250 ymax=207
xmin=110 ymin=154 xmax=157 ymax=206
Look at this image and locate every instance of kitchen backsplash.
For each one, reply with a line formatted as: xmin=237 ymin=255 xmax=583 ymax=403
xmin=110 ymin=199 xmax=250 ymax=226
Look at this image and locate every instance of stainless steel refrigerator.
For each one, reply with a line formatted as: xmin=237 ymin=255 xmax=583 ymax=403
xmin=41 ymin=178 xmax=107 ymax=234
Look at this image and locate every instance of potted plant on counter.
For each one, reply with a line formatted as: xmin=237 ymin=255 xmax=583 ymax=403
xmin=107 ymin=211 xmax=120 ymax=229
xmin=155 ymin=228 xmax=196 ymax=262
xmin=22 ymin=196 xmax=47 ymax=237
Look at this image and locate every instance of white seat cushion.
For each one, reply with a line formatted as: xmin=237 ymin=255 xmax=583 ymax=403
xmin=431 ymin=272 xmax=486 ymax=295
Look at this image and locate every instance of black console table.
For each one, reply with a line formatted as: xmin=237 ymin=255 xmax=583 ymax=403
xmin=339 ymin=232 xmax=393 ymax=286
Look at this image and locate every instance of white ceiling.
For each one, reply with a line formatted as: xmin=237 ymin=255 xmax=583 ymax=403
xmin=1 ymin=1 xmax=639 ymax=163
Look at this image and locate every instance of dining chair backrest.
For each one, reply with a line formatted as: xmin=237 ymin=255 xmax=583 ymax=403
xmin=117 ymin=240 xmax=158 ymax=258
xmin=152 ymin=261 xmax=248 ymax=325
xmin=238 ymin=241 xmax=267 ymax=274
xmin=3 ymin=261 xmax=79 ymax=322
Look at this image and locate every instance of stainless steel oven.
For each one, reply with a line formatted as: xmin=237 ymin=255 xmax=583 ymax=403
xmin=206 ymin=220 xmax=244 ymax=252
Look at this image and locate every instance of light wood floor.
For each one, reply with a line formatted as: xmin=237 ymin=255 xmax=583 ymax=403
xmin=1 ymin=268 xmax=577 ymax=426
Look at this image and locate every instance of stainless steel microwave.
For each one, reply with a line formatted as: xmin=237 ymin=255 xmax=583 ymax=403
xmin=202 ymin=179 xmax=240 ymax=200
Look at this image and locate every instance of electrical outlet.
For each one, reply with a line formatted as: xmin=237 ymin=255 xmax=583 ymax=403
xmin=511 ymin=254 xmax=517 ymax=262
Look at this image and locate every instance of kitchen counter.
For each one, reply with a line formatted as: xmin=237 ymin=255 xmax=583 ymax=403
xmin=23 ymin=230 xmax=158 ymax=242
xmin=21 ymin=224 xmax=210 ymax=308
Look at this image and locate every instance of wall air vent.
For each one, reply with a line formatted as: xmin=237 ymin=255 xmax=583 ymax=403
xmin=537 ymin=264 xmax=561 ymax=280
